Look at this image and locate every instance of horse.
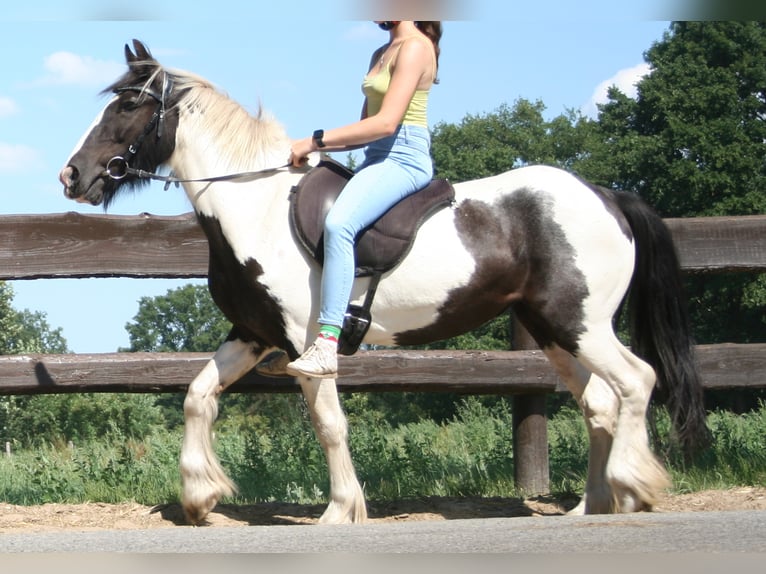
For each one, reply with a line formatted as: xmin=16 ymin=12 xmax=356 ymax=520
xmin=59 ymin=40 xmax=709 ymax=525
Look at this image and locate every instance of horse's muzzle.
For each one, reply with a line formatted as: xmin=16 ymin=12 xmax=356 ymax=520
xmin=59 ymin=165 xmax=103 ymax=205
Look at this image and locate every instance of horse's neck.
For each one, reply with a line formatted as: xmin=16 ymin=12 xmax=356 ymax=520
xmin=171 ymin=119 xmax=291 ymax=177
xmin=170 ymin=108 xmax=293 ymax=207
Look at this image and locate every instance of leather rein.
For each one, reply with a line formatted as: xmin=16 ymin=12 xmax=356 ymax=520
xmin=102 ymin=73 xmax=291 ymax=189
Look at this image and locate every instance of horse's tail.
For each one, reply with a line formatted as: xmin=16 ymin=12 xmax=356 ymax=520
xmin=613 ymin=190 xmax=711 ymax=457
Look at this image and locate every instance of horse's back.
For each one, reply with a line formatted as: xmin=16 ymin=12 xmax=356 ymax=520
xmin=453 ymin=166 xmax=629 ymax=241
xmin=455 ymin=165 xmax=598 ymax=205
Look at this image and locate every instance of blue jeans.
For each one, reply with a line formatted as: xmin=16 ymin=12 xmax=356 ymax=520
xmin=318 ymin=124 xmax=433 ymax=327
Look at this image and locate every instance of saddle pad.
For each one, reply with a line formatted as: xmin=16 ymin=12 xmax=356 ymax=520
xmin=290 ymin=158 xmax=455 ymax=276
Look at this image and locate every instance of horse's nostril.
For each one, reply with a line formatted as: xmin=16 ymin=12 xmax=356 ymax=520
xmin=59 ymin=165 xmax=78 ymax=188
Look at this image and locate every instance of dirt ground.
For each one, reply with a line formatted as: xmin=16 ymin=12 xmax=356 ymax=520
xmin=1 ymin=487 xmax=765 ymax=533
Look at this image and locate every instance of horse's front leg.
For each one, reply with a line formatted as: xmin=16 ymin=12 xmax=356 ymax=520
xmin=298 ymin=375 xmax=367 ymax=524
xmin=181 ymin=339 xmax=260 ymax=525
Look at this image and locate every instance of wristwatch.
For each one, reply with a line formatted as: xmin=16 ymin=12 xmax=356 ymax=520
xmin=312 ymin=129 xmax=326 ymax=148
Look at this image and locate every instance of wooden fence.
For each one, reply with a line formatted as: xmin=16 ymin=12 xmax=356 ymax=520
xmin=1 ymin=212 xmax=765 ymax=493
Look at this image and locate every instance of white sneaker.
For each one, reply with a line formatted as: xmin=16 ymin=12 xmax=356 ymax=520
xmin=286 ymin=337 xmax=338 ymax=378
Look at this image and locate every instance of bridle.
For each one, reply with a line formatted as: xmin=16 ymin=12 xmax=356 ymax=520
xmin=103 ymin=72 xmax=174 ymax=181
xmin=103 ymin=72 xmax=290 ymax=188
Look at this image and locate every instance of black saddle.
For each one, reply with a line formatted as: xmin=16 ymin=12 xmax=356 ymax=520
xmin=289 ymin=158 xmax=455 ymax=356
xmin=290 ymin=158 xmax=455 ymax=277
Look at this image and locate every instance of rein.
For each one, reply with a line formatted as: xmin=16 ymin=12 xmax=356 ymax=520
xmin=103 ymin=157 xmax=293 ymax=190
xmin=103 ymin=73 xmax=292 ymax=189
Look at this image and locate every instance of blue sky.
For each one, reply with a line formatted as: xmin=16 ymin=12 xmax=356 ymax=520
xmin=1 ymin=1 xmax=675 ymax=353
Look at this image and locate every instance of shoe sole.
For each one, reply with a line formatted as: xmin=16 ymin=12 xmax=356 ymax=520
xmin=285 ymin=365 xmax=338 ymax=379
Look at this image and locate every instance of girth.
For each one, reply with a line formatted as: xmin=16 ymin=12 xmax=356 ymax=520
xmin=289 ymin=158 xmax=455 ymax=355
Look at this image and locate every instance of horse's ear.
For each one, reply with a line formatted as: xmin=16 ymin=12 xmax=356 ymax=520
xmin=125 ymin=39 xmax=154 ymax=65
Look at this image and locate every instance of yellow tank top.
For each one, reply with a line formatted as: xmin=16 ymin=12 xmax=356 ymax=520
xmin=362 ymin=38 xmax=435 ymax=128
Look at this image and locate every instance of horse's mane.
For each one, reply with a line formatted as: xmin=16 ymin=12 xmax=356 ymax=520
xmin=171 ymin=69 xmax=290 ymax=170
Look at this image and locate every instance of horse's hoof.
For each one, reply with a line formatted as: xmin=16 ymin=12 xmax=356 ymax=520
xmin=182 ymin=496 xmax=217 ymax=525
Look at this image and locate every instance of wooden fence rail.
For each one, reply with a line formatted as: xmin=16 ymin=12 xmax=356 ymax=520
xmin=1 ymin=344 xmax=764 ymax=396
xmin=1 ymin=212 xmax=765 ymax=493
xmin=1 ymin=212 xmax=765 ymax=280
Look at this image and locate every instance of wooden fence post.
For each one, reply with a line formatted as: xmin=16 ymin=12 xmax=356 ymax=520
xmin=511 ymin=316 xmax=550 ymax=495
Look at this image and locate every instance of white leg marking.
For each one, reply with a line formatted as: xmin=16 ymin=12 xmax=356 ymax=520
xmin=180 ymin=339 xmax=260 ymax=524
xmin=545 ymin=346 xmax=616 ymax=515
xmin=298 ymin=375 xmax=367 ymax=524
xmin=576 ymin=328 xmax=670 ymax=512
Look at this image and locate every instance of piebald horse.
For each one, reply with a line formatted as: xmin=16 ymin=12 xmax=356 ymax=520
xmin=59 ymin=40 xmax=708 ymax=524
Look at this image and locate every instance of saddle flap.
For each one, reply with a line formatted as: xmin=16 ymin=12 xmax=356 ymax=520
xmin=290 ymin=158 xmax=455 ymax=276
xmin=290 ymin=158 xmax=353 ymax=262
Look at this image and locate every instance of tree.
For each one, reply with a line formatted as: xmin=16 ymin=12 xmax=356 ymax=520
xmin=0 ymin=282 xmax=68 ymax=354
xmin=581 ymin=22 xmax=766 ymax=350
xmin=123 ymin=283 xmax=231 ymax=352
xmin=587 ymin=22 xmax=766 ymax=217
xmin=431 ymin=99 xmax=597 ymax=183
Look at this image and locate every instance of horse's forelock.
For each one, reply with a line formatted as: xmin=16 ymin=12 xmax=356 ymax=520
xmin=101 ymin=61 xmax=161 ymax=100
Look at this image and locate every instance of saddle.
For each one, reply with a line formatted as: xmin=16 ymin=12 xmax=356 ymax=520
xmin=289 ymin=158 xmax=455 ymax=354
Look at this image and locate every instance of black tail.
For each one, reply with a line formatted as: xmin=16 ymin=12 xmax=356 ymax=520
xmin=613 ymin=190 xmax=711 ymax=456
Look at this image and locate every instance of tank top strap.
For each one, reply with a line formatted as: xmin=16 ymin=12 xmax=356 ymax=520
xmin=389 ymin=35 xmax=437 ymax=82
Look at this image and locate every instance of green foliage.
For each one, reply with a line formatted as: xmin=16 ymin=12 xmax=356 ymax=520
xmin=659 ymin=403 xmax=766 ymax=490
xmin=1 ymin=394 xmax=164 ymax=448
xmin=0 ymin=282 xmax=68 ymax=355
xmin=123 ymin=283 xmax=230 ymax=352
xmin=585 ymin=22 xmax=766 ymax=218
xmin=0 ymin=281 xmax=73 ymax=447
xmin=431 ymin=100 xmax=596 ymax=183
xmin=5 ymin=400 xmax=766 ymax=505
xmin=0 ymin=283 xmax=23 ymax=354
xmin=0 ymin=428 xmax=181 ymax=504
xmin=547 ymin=406 xmax=589 ymax=493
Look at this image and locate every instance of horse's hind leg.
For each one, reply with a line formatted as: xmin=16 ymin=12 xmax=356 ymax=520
xmin=576 ymin=327 xmax=671 ymax=512
xmin=180 ymin=339 xmax=260 ymax=524
xmin=544 ymin=345 xmax=618 ymax=514
xmin=298 ymin=375 xmax=367 ymax=524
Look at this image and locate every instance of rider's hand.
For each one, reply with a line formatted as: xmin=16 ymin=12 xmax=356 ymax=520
xmin=289 ymin=137 xmax=314 ymax=167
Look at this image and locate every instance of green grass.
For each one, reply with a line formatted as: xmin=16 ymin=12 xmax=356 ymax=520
xmin=1 ymin=398 xmax=764 ymax=506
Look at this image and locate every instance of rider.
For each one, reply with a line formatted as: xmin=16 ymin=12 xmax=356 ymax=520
xmin=285 ymin=20 xmax=442 ymax=379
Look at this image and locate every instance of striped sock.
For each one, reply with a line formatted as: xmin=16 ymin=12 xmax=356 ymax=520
xmin=318 ymin=324 xmax=341 ymax=343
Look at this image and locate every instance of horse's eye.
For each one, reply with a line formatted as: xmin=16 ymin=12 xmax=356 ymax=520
xmin=119 ymin=98 xmax=140 ymax=112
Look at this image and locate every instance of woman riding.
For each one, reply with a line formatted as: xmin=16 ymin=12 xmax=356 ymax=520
xmin=285 ymin=20 xmax=442 ymax=378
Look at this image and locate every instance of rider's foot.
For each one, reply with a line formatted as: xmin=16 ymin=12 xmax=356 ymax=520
xmin=286 ymin=336 xmax=338 ymax=378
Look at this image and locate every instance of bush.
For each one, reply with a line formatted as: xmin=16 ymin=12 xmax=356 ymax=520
xmin=2 ymin=399 xmax=765 ymax=506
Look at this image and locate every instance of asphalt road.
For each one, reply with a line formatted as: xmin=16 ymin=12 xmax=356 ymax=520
xmin=1 ymin=509 xmax=765 ymax=554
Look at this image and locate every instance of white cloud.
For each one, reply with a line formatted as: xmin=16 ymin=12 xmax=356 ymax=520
xmin=0 ymin=142 xmax=43 ymax=174
xmin=36 ymin=51 xmax=124 ymax=87
xmin=343 ymin=22 xmax=381 ymax=42
xmin=0 ymin=97 xmax=18 ymax=118
xmin=582 ymin=62 xmax=651 ymax=118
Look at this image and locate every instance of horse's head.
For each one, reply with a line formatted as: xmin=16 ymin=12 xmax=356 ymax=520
xmin=59 ymin=39 xmax=179 ymax=208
